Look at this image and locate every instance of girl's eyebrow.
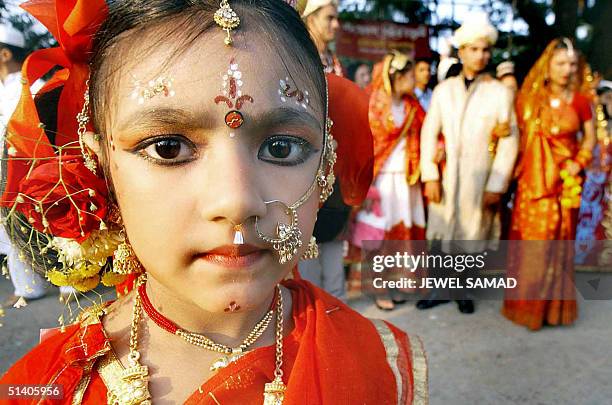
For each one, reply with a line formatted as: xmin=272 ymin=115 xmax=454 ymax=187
xmin=251 ymin=107 xmax=322 ymax=132
xmin=115 ymin=107 xmax=214 ymax=132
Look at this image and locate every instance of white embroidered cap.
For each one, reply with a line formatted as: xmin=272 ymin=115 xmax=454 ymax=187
xmin=452 ymin=13 xmax=498 ymax=48
xmin=301 ymin=0 xmax=339 ymax=18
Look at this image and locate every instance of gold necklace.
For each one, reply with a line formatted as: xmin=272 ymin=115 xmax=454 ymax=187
xmin=107 ymin=276 xmax=152 ymax=405
xmin=138 ymin=274 xmax=276 ymax=371
xmin=118 ymin=275 xmax=286 ymax=405
xmin=263 ymin=282 xmax=286 ymax=405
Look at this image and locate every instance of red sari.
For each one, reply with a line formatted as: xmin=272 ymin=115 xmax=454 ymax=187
xmin=502 ymin=91 xmax=593 ymax=330
xmin=1 ymin=280 xmax=427 ymax=404
xmin=372 ymin=95 xmax=427 ymax=241
xmin=365 ymin=59 xmax=427 ymax=242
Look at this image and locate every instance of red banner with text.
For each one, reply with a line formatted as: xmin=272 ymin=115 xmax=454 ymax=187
xmin=337 ymin=20 xmax=430 ymax=61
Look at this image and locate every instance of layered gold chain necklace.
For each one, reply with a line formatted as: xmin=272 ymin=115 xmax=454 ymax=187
xmin=112 ymin=274 xmax=286 ymax=405
xmin=138 ymin=278 xmax=276 ymax=371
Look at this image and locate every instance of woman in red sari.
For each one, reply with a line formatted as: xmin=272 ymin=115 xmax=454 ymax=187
xmin=502 ymin=38 xmax=596 ymax=330
xmin=0 ymin=0 xmax=427 ymax=403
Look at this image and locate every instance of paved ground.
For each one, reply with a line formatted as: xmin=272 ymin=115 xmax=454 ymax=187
xmin=1 ymin=273 xmax=611 ymax=405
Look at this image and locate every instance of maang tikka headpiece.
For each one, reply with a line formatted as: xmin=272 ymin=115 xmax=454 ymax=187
xmin=214 ymin=0 xmax=240 ymax=46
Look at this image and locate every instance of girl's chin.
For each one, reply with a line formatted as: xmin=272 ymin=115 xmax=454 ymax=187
xmin=190 ymin=283 xmax=279 ymax=313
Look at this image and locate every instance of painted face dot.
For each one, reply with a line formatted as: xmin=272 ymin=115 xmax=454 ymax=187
xmin=225 ymin=110 xmax=244 ymax=129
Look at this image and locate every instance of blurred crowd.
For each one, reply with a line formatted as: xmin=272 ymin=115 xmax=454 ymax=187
xmin=298 ymin=0 xmax=610 ymax=331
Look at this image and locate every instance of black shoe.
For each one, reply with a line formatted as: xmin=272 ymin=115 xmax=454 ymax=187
xmin=456 ymin=299 xmax=475 ymax=314
xmin=389 ymin=290 xmax=409 ymax=305
xmin=416 ymin=290 xmax=451 ymax=310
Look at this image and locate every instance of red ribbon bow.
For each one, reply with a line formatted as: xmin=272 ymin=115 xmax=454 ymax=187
xmin=2 ymin=0 xmax=109 ymax=240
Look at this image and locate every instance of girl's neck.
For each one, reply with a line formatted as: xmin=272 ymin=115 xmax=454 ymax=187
xmin=144 ymin=276 xmax=279 ymax=348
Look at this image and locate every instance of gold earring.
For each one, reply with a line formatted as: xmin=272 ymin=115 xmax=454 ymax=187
xmin=255 ymin=201 xmax=303 ymax=264
xmin=317 ymin=119 xmax=337 ymax=203
xmin=301 ymin=236 xmax=319 ymax=260
xmin=113 ymin=236 xmax=143 ymax=275
xmin=214 ymin=0 xmax=240 ymax=46
xmin=77 ymin=84 xmax=98 ymax=174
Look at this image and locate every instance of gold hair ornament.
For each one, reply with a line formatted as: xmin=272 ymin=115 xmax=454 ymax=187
xmin=77 ymin=84 xmax=98 ymax=174
xmin=214 ymin=0 xmax=240 ymax=46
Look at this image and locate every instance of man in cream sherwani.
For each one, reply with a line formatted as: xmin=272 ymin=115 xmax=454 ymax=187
xmin=417 ymin=15 xmax=519 ymax=313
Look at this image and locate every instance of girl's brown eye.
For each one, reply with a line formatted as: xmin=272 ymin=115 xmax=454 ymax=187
xmin=139 ymin=136 xmax=196 ymax=165
xmin=258 ymin=135 xmax=316 ymax=167
xmin=154 ymin=139 xmax=181 ymax=159
xmin=268 ymin=140 xmax=292 ymax=159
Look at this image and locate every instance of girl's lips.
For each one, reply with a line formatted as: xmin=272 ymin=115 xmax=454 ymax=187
xmin=195 ymin=245 xmax=267 ymax=268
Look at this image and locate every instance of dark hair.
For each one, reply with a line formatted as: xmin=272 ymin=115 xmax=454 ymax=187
xmin=4 ymin=0 xmax=326 ymax=276
xmin=445 ymin=62 xmax=463 ymax=79
xmin=347 ymin=62 xmax=370 ymax=82
xmin=415 ymin=57 xmax=431 ymax=65
xmin=0 ymin=43 xmax=27 ymax=64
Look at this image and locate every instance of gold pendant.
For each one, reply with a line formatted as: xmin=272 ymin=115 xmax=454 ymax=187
xmin=108 ymin=364 xmax=151 ymax=405
xmin=210 ymin=353 xmax=245 ymax=372
xmin=263 ymin=378 xmax=286 ymax=405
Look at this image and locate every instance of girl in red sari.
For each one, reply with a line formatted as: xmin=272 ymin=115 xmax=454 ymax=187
xmin=502 ymin=38 xmax=596 ymax=330
xmin=353 ymin=51 xmax=426 ymax=310
xmin=0 ymin=0 xmax=427 ymax=403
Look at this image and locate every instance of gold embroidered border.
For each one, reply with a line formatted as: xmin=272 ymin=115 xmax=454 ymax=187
xmin=409 ymin=335 xmax=429 ymax=405
xmin=38 ymin=304 xmax=111 ymax=405
xmin=71 ymin=362 xmax=94 ymax=405
xmin=97 ymin=350 xmax=126 ymax=403
xmin=371 ymin=319 xmax=402 ymax=405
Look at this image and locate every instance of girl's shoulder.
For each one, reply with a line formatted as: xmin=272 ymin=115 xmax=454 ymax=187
xmin=0 ymin=303 xmax=113 ymax=394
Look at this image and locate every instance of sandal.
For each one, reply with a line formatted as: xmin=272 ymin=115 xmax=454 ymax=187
xmin=375 ymin=297 xmax=395 ymax=311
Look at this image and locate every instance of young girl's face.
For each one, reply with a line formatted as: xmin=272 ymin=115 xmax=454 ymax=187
xmin=96 ymin=30 xmax=324 ymax=312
